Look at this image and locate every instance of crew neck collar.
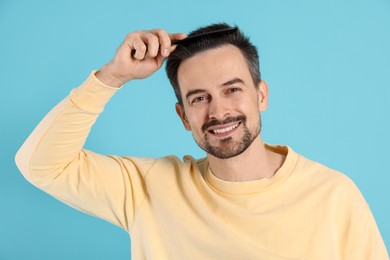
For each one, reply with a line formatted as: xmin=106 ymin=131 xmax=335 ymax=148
xmin=204 ymin=144 xmax=298 ymax=195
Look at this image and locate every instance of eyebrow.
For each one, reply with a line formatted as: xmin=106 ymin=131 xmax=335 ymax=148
xmin=185 ymin=89 xmax=207 ymax=101
xmin=185 ymin=78 xmax=246 ymax=101
xmin=219 ymin=78 xmax=245 ymax=88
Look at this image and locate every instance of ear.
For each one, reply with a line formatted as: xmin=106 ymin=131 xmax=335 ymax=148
xmin=175 ymin=103 xmax=192 ymax=131
xmin=257 ymin=80 xmax=269 ymax=112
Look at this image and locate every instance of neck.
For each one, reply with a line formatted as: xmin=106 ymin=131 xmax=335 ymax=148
xmin=207 ymin=136 xmax=285 ymax=182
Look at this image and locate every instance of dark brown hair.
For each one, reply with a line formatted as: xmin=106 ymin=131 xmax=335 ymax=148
xmin=166 ymin=23 xmax=261 ymax=105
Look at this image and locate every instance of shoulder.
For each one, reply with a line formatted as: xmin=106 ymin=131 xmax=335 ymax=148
xmin=269 ymin=144 xmax=359 ymax=192
xmin=291 ymin=149 xmax=369 ymax=211
xmin=295 ymin=152 xmax=356 ymax=187
xmin=289 ymin=150 xmax=387 ymax=258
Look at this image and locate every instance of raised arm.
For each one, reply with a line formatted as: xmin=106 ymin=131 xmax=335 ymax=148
xmin=15 ymin=29 xmax=186 ymax=231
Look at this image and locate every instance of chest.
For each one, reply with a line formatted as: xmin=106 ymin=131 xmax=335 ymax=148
xmin=131 ymin=172 xmax=338 ymax=259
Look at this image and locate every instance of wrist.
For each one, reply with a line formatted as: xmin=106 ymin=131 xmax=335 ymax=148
xmin=95 ymin=64 xmax=129 ymax=88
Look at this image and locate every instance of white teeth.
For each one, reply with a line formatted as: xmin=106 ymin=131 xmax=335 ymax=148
xmin=212 ymin=123 xmax=239 ymax=134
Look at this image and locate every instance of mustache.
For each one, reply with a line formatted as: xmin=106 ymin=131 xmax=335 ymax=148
xmin=201 ymin=115 xmax=246 ymax=132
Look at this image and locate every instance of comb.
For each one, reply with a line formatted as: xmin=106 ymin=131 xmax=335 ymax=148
xmin=131 ymin=27 xmax=238 ymax=57
xmin=171 ymin=27 xmax=238 ymax=45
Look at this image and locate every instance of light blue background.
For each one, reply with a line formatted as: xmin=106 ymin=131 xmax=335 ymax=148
xmin=1 ymin=0 xmax=389 ymax=259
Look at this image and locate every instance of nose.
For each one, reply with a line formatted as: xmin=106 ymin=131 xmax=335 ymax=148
xmin=208 ymin=97 xmax=230 ymax=120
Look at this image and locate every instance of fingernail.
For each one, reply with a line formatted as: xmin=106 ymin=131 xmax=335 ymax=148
xmin=163 ymin=48 xmax=170 ymax=56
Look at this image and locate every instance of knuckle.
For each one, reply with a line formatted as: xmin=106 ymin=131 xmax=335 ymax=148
xmin=154 ymin=28 xmax=165 ymax=34
xmin=127 ymin=30 xmax=145 ymax=39
xmin=154 ymin=29 xmax=169 ymax=41
xmin=148 ymin=34 xmax=159 ymax=43
xmin=127 ymin=31 xmax=138 ymax=38
xmin=139 ymin=45 xmax=147 ymax=51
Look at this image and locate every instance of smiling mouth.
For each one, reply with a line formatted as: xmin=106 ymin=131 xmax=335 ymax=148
xmin=208 ymin=122 xmax=241 ymax=135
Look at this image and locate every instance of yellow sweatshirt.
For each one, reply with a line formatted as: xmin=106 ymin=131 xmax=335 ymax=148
xmin=16 ymin=72 xmax=388 ymax=260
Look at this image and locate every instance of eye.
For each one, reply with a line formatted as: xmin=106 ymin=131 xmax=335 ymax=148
xmin=190 ymin=95 xmax=209 ymax=105
xmin=227 ymin=87 xmax=241 ymax=94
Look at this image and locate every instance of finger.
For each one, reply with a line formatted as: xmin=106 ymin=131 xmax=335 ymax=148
xmin=151 ymin=29 xmax=171 ymax=57
xmin=142 ymin=33 xmax=160 ymax=58
xmin=131 ymin=36 xmax=147 ymax=60
xmin=155 ymin=54 xmax=167 ymax=69
xmin=169 ymin=33 xmax=187 ymax=52
xmin=169 ymin=33 xmax=187 ymax=42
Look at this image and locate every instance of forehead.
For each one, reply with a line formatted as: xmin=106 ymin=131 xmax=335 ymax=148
xmin=177 ymin=44 xmax=252 ymax=91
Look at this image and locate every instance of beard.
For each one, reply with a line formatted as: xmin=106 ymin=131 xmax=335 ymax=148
xmin=194 ymin=114 xmax=261 ymax=159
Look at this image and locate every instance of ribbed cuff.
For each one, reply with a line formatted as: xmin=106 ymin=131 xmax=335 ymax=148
xmin=70 ymin=70 xmax=120 ymax=113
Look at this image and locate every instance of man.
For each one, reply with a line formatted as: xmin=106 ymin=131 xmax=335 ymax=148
xmin=16 ymin=23 xmax=388 ymax=259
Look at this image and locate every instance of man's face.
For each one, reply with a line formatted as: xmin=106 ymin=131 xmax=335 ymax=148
xmin=176 ymin=44 xmax=268 ymax=159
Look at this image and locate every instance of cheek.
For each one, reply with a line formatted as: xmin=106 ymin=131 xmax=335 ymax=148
xmin=185 ymin=110 xmax=207 ymax=131
xmin=235 ymin=97 xmax=259 ymax=114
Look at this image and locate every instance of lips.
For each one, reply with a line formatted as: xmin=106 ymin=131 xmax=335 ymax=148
xmin=208 ymin=122 xmax=240 ymax=134
xmin=201 ymin=115 xmax=246 ymax=133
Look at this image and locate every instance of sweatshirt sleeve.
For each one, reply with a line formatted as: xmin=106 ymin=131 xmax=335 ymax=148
xmin=337 ymin=175 xmax=389 ymax=259
xmin=15 ymin=71 xmax=155 ymax=231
